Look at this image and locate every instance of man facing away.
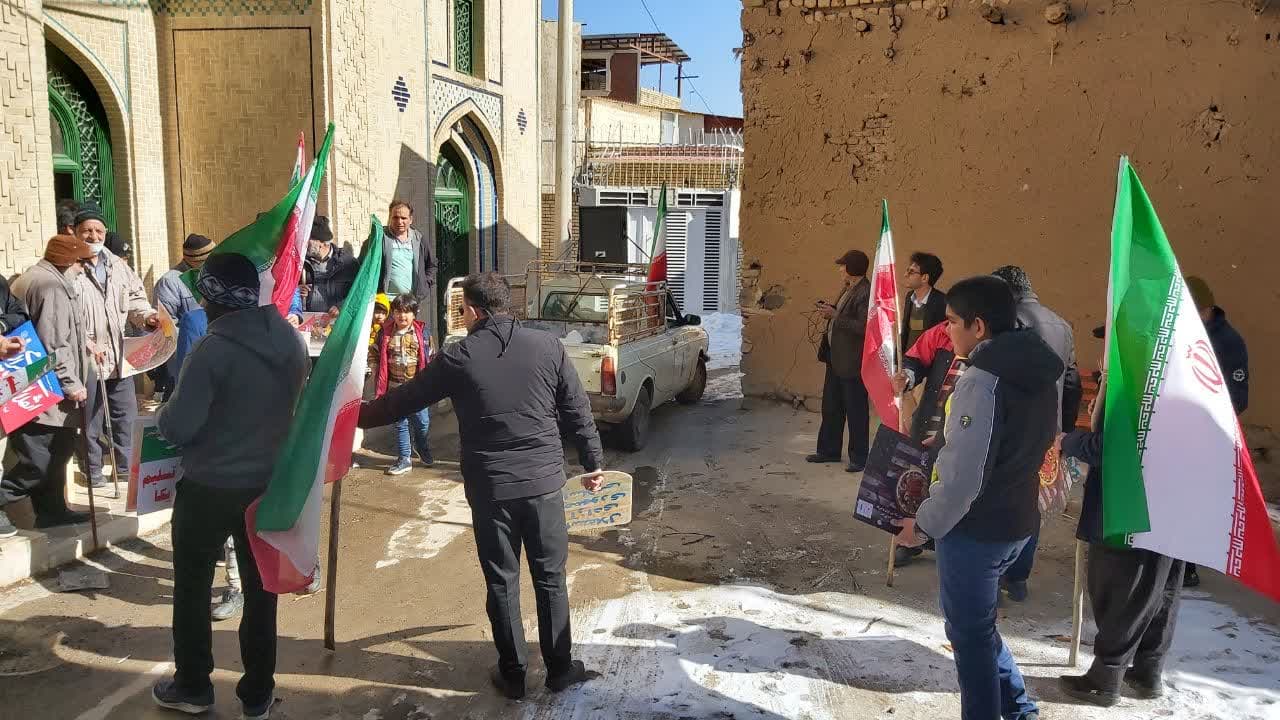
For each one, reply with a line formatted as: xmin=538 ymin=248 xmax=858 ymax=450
xmin=901 ymin=251 xmax=947 ymax=352
xmin=895 ymin=275 xmax=1063 ymax=720
xmin=153 ymin=233 xmax=216 ymax=397
xmin=152 ymin=253 xmax=308 ymax=720
xmin=807 ymin=250 xmax=872 ymax=473
xmin=358 ymin=272 xmax=602 ymax=699
xmin=0 ymin=274 xmax=33 ymax=537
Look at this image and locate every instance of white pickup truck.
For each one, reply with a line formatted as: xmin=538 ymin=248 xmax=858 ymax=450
xmin=444 ymin=262 xmax=709 ymax=450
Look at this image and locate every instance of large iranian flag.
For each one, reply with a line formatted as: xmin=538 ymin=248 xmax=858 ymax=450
xmin=1103 ymin=157 xmax=1280 ymax=601
xmin=182 ymin=124 xmax=334 ymax=317
xmin=246 ymin=217 xmax=383 ymax=593
xmin=862 ymin=199 xmax=900 ymax=432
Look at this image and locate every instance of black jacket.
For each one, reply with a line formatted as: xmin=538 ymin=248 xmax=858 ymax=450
xmin=818 ymin=277 xmax=870 ymax=379
xmin=0 ymin=275 xmax=30 ymax=335
xmin=900 ymin=288 xmax=946 ymax=352
xmin=1205 ymin=306 xmax=1248 ymax=415
xmin=358 ymin=316 xmax=605 ymax=503
xmin=302 ymin=246 xmax=359 ymax=313
xmin=915 ymin=330 xmax=1064 ymax=542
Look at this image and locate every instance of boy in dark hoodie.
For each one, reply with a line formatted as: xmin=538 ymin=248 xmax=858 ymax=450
xmin=152 ymin=253 xmax=308 ymax=720
xmin=375 ymin=294 xmax=433 ymax=475
xmin=895 ymin=275 xmax=1063 ymax=720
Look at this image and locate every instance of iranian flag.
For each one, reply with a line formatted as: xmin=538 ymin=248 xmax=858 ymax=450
xmin=291 ymin=131 xmax=305 ymax=186
xmin=246 ymin=217 xmax=384 ymax=593
xmin=861 ymin=199 xmax=901 ymax=432
xmin=1102 ymin=157 xmax=1280 ymax=601
xmin=182 ymin=124 xmax=333 ymax=317
xmin=646 ymin=183 xmax=669 ymax=285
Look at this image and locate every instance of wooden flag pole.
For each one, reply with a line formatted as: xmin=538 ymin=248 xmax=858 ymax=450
xmin=77 ymin=401 xmax=100 ymax=552
xmin=323 ymin=475 xmax=344 ymax=652
xmin=1068 ymin=539 xmax=1085 ymax=667
xmin=98 ymin=375 xmax=121 ymax=500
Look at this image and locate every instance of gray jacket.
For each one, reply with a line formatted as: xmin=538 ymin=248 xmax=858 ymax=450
xmin=1014 ymin=292 xmax=1075 ymax=431
xmin=153 ymin=262 xmax=201 ymax=322
xmin=76 ymin=249 xmax=156 ymax=379
xmin=158 ymin=305 xmax=308 ymax=490
xmin=10 ymin=261 xmax=93 ymax=428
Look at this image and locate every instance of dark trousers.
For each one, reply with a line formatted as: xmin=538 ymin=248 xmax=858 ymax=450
xmin=1085 ymin=543 xmax=1184 ymax=687
xmin=816 ymin=364 xmax=870 ymax=464
xmin=2 ymin=424 xmax=75 ymax=518
xmin=171 ymin=480 xmax=277 ymax=707
xmin=470 ymin=488 xmax=572 ymax=679
xmin=86 ymin=377 xmax=136 ymax=480
xmin=937 ymin=531 xmax=1038 ymax=720
xmin=1004 ymin=525 xmax=1039 ymax=583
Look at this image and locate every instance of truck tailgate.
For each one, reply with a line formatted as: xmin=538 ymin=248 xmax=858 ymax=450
xmin=561 ymin=342 xmax=608 ymax=395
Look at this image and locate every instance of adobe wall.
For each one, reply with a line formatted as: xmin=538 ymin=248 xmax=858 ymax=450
xmin=738 ymin=0 xmax=1280 ymax=426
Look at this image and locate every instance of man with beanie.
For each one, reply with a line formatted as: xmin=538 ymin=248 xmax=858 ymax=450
xmin=300 ymin=215 xmax=357 ymax=314
xmin=152 ymin=253 xmax=308 ymax=720
xmin=74 ymin=203 xmax=159 ymax=487
xmin=358 ymin=272 xmax=603 ymax=699
xmin=153 ymin=234 xmax=216 ymax=397
xmin=807 ymin=249 xmax=872 ymax=473
xmin=1181 ymin=275 xmax=1248 ymax=588
xmin=6 ymin=235 xmax=97 ymax=528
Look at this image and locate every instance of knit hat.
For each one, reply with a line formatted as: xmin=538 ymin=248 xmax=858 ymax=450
xmin=182 ymin=234 xmax=215 ymax=266
xmin=1185 ymin=275 xmax=1215 ymax=311
xmin=73 ymin=202 xmax=107 ymax=228
xmin=196 ymin=253 xmax=260 ymax=310
xmin=991 ymin=265 xmax=1033 ymax=296
xmin=311 ymin=215 xmax=334 ymax=243
xmin=44 ymin=234 xmax=96 ymax=267
xmin=374 ymin=293 xmax=391 ymax=312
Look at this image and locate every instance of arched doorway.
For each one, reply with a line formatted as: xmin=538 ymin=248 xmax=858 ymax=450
xmin=46 ymin=43 xmax=116 ymax=229
xmin=434 ymin=142 xmax=471 ymax=333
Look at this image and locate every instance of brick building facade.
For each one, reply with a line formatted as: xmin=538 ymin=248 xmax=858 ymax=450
xmin=738 ymin=0 xmax=1280 ymax=426
xmin=1 ymin=0 xmax=542 ymax=314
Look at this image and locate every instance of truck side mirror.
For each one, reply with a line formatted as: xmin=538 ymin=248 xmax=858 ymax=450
xmin=684 ymin=314 xmax=701 ymax=327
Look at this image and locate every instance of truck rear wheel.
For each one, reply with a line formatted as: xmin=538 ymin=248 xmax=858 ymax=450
xmin=677 ymin=359 xmax=708 ymax=404
xmin=618 ymin=386 xmax=652 ymax=452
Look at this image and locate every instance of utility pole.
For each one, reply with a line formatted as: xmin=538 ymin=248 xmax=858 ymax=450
xmin=554 ymin=0 xmax=576 ymax=260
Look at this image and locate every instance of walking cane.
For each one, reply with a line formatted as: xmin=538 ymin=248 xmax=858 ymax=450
xmin=77 ymin=399 xmax=100 ymax=552
xmin=97 ymin=372 xmax=121 ymax=500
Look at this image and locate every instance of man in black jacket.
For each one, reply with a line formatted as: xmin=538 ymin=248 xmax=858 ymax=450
xmin=895 ymin=276 xmax=1062 ymax=720
xmin=808 ymin=250 xmax=872 ymax=472
xmin=0 ymin=275 xmax=31 ymax=537
xmin=358 ymin=272 xmax=603 ymax=699
xmin=901 ymin=251 xmax=946 ymax=352
xmin=301 ymin=216 xmax=358 ymax=314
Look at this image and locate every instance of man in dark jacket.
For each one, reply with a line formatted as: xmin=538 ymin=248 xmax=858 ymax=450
xmin=807 ymin=250 xmax=872 ymax=472
xmin=151 ymin=253 xmax=308 ymax=720
xmin=901 ymin=251 xmax=946 ymax=352
xmin=1183 ymin=275 xmax=1248 ymax=587
xmin=0 ymin=276 xmax=31 ymax=537
xmin=301 ymin=216 xmax=358 ymax=314
xmin=380 ymin=200 xmax=437 ymax=302
xmin=359 ymin=271 xmax=603 ymax=699
xmin=895 ymin=276 xmax=1062 ymax=720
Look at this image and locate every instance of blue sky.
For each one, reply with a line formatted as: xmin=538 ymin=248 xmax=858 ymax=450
xmin=541 ymin=0 xmax=744 ymax=117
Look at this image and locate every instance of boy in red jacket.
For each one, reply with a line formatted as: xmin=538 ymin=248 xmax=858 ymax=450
xmin=375 ymin=294 xmax=434 ymax=475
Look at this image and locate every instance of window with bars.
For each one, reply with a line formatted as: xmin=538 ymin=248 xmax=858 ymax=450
xmin=455 ymin=0 xmax=476 ymax=76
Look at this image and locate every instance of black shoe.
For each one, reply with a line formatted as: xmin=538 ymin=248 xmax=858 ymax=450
xmin=1123 ymin=667 xmax=1164 ymax=699
xmin=894 ymin=545 xmax=924 ymax=566
xmin=845 ymin=461 xmax=866 ymax=473
xmin=0 ymin=514 xmax=17 ymax=538
xmin=417 ymin=453 xmax=435 ymax=468
xmin=1184 ymin=567 xmax=1201 ymax=588
xmin=152 ymin=677 xmax=214 ymax=714
xmin=34 ymin=511 xmax=91 ymax=529
xmin=1004 ymin=579 xmax=1029 ymax=603
xmin=546 ymin=660 xmax=597 ymax=692
xmin=1058 ymin=674 xmax=1119 ymax=707
xmin=489 ymin=666 xmax=526 ymax=700
xmin=805 ymin=454 xmax=841 ymax=464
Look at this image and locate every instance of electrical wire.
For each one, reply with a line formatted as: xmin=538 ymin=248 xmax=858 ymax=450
xmin=636 ymin=0 xmax=717 ymax=115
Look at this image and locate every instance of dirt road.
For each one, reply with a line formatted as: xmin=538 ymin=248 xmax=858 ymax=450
xmin=2 ymin=395 xmax=1278 ymax=719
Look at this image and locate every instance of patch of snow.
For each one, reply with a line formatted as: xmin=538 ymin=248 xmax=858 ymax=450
xmin=702 ymin=312 xmax=743 ymax=371
xmin=522 ymin=584 xmax=1280 ymax=720
xmin=704 ymin=371 xmax=744 ymax=402
xmin=375 ymin=476 xmax=471 ymax=569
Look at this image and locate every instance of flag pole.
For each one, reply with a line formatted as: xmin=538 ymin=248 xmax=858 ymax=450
xmin=1069 ymin=539 xmax=1085 ymax=666
xmin=77 ymin=400 xmax=100 ymax=552
xmin=323 ymin=475 xmax=343 ymax=652
xmin=885 ymin=198 xmax=902 ymax=588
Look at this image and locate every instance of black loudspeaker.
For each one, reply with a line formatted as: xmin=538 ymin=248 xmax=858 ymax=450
xmin=578 ymin=206 xmax=629 ymax=264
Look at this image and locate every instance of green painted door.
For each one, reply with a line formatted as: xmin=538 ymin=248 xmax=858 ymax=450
xmin=435 ymin=145 xmax=471 ymax=335
xmin=46 ymin=43 xmax=116 ymax=230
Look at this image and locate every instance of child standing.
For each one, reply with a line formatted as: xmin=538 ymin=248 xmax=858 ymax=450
xmin=375 ymin=294 xmax=433 ymax=475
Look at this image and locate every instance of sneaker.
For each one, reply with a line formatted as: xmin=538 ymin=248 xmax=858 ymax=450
xmin=212 ymin=589 xmax=244 ymax=621
xmin=417 ymin=452 xmax=435 ymax=468
xmin=0 ymin=514 xmax=17 ymax=539
xmin=1058 ymin=674 xmax=1120 ymax=707
xmin=490 ymin=666 xmax=526 ymax=700
xmin=546 ymin=660 xmax=597 ymax=692
xmin=296 ymin=571 xmax=322 ymax=596
xmin=34 ymin=510 xmax=91 ymax=529
xmin=385 ymin=458 xmax=412 ymax=476
xmin=1184 ymin=567 xmax=1201 ymax=588
xmin=241 ymin=697 xmax=275 ymax=720
xmin=846 ymin=461 xmax=866 ymax=473
xmin=894 ymin=545 xmax=924 ymax=566
xmin=805 ymin=454 xmax=841 ymax=464
xmin=152 ymin=677 xmax=214 ymax=714
xmin=1124 ymin=667 xmax=1164 ymax=699
xmin=1004 ymin=579 xmax=1030 ymax=603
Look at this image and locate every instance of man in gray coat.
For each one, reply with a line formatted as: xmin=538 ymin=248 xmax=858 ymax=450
xmin=6 ymin=235 xmax=97 ymax=528
xmin=808 ymin=250 xmax=872 ymax=473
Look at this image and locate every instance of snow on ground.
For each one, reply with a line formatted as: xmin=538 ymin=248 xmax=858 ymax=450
xmin=704 ymin=371 xmax=746 ymax=403
xmin=523 ymin=583 xmax=1280 ymax=720
xmin=375 ymin=474 xmax=471 ymax=569
xmin=703 ymin=312 xmax=743 ymax=371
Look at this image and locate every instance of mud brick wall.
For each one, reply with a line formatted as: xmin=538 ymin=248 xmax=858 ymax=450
xmin=738 ymin=0 xmax=1280 ymax=426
